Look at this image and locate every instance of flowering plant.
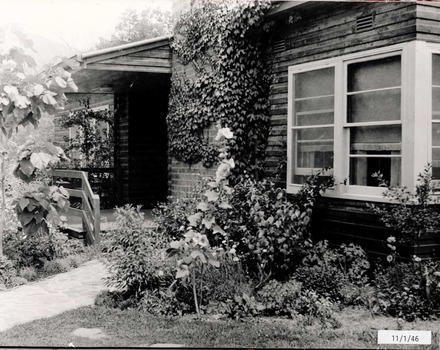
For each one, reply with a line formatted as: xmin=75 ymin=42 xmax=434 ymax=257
xmin=167 ymin=126 xmax=237 ymax=315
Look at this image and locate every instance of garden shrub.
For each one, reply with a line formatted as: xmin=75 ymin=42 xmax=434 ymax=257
xmin=221 ymin=172 xmax=333 ymax=285
xmin=257 ymin=278 xmax=340 ymax=327
xmin=140 ymin=289 xmax=193 ymax=316
xmin=257 ymin=279 xmax=303 ymax=317
xmin=368 ymin=165 xmax=439 ymax=249
xmin=64 ymin=255 xmax=84 ymax=269
xmin=19 ymin=266 xmax=38 ymax=282
xmin=104 ymin=204 xmax=174 ymax=299
xmin=372 ymin=260 xmax=440 ymax=321
xmin=199 ymin=258 xmax=251 ymax=304
xmin=3 ymin=228 xmax=71 ymax=268
xmin=0 ymin=256 xmax=17 ymax=287
xmin=95 ymin=290 xmax=138 ymax=310
xmin=9 ymin=276 xmax=28 ymax=287
xmin=41 ymin=258 xmax=71 ymax=276
xmin=153 ymin=192 xmax=202 ymax=241
xmin=293 ymin=241 xmax=370 ymax=303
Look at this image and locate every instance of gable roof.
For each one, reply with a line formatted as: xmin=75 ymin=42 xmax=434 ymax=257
xmin=60 ymin=36 xmax=172 ymax=93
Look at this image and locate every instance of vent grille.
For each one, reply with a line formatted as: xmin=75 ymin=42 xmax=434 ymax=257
xmin=356 ymin=14 xmax=375 ymax=32
xmin=273 ymin=39 xmax=286 ymax=54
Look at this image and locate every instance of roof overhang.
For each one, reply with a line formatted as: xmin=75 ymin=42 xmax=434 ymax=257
xmin=60 ymin=36 xmax=173 ymax=93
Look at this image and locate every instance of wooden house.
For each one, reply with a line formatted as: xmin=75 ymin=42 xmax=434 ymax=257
xmin=57 ymin=1 xmax=440 ymax=257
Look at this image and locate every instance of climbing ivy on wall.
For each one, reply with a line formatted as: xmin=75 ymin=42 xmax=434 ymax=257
xmin=167 ymin=0 xmax=272 ymax=171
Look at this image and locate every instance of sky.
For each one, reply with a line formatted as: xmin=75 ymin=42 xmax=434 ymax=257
xmin=1 ymin=0 xmax=172 ymax=59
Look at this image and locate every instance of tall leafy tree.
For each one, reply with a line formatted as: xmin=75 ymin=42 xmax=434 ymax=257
xmin=0 ymin=29 xmax=77 ymax=255
xmin=95 ymin=7 xmax=172 ymax=49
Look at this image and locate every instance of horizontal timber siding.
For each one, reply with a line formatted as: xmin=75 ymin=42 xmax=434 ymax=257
xmin=263 ymin=2 xmax=440 ymax=259
xmin=312 ymin=198 xmax=440 ymax=260
xmin=416 ymin=2 xmax=440 ymax=43
xmin=265 ymin=2 xmax=418 ymax=183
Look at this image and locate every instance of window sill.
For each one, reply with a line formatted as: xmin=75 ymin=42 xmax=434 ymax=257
xmin=287 ymin=184 xmax=396 ymax=203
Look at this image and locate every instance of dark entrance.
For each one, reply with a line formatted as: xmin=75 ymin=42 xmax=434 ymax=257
xmin=126 ymin=79 xmax=170 ymax=208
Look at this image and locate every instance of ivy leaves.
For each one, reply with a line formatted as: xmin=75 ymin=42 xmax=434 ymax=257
xmin=168 ymin=0 xmax=271 ymax=171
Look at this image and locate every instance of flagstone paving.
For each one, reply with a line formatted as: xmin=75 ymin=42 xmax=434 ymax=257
xmin=0 ymin=259 xmax=109 ymax=332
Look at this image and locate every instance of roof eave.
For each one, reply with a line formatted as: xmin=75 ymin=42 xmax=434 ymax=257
xmin=79 ymin=35 xmax=173 ymax=61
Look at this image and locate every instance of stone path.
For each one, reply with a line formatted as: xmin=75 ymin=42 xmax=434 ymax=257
xmin=0 ymin=259 xmax=108 ymax=332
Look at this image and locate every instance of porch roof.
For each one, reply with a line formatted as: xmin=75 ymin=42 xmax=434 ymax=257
xmin=60 ymin=36 xmax=173 ymax=93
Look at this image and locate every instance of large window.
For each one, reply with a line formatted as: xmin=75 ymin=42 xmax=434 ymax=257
xmin=287 ymin=44 xmax=415 ymax=199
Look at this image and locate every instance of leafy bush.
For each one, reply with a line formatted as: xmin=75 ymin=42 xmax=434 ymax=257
xmin=0 ymin=256 xmax=17 ymax=287
xmin=219 ymin=171 xmax=333 ymax=285
xmin=140 ymin=289 xmax=193 ymax=316
xmin=64 ymin=255 xmax=84 ymax=269
xmin=94 ymin=290 xmax=138 ymax=310
xmin=373 ymin=260 xmax=440 ymax=321
xmin=153 ymin=194 xmax=201 ymax=241
xmin=19 ymin=266 xmax=38 ymax=282
xmin=217 ymin=292 xmax=263 ymax=320
xmin=9 ymin=276 xmax=28 ymax=287
xmin=104 ymin=204 xmax=174 ymax=298
xmin=294 ymin=241 xmax=370 ymax=303
xmin=41 ymin=258 xmax=71 ymax=276
xmin=3 ymin=228 xmax=72 ymax=268
xmin=257 ymin=279 xmax=303 ymax=317
xmin=257 ymin=278 xmax=340 ymax=327
xmin=198 ymin=258 xmax=251 ymax=304
xmin=368 ymin=165 xmax=439 ymax=248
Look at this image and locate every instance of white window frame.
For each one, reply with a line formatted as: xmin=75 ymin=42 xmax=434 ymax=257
xmin=287 ymin=41 xmax=433 ymax=202
xmin=288 ymin=62 xmax=336 ymax=182
xmin=427 ymin=43 xmax=440 ymax=190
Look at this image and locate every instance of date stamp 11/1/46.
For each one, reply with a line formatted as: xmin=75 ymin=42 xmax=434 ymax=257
xmin=378 ymin=330 xmax=432 ymax=345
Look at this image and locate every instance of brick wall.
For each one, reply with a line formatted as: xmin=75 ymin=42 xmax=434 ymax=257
xmin=169 ymin=126 xmax=217 ymax=198
xmin=168 ymin=0 xmax=218 ymax=198
xmin=114 ymin=93 xmax=130 ymax=204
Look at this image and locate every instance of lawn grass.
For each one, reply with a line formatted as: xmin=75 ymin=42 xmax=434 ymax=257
xmin=0 ymin=305 xmax=439 ymax=348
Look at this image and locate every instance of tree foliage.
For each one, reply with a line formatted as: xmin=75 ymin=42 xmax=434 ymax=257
xmin=0 ymin=28 xmax=77 ymax=255
xmin=95 ymin=7 xmax=172 ymax=50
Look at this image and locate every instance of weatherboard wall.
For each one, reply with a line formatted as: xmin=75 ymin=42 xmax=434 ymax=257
xmin=264 ymin=1 xmax=440 ymax=259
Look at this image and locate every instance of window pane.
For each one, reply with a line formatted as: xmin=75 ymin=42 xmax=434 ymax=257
xmin=292 ymin=128 xmax=334 ymax=183
xmin=347 ymin=55 xmax=401 ymax=92
xmin=297 ymin=127 xmax=333 ymax=141
xmin=296 ymin=111 xmax=333 ymax=127
xmin=432 ymin=148 xmax=440 ymax=179
xmin=432 ymin=87 xmax=440 ymax=120
xmin=295 ymin=96 xmax=333 ymax=126
xmin=433 ymin=124 xmax=440 ymax=147
xmin=350 ymin=125 xmax=401 ymax=151
xmin=297 ymin=141 xmax=333 ymax=168
xmin=347 ymin=89 xmax=400 ymax=123
xmin=295 ymin=128 xmax=334 ymax=168
xmin=433 ymin=54 xmax=440 ymax=87
xmin=292 ymin=67 xmax=335 ymax=184
xmin=350 ymin=156 xmax=401 ymax=187
xmin=295 ymin=68 xmax=334 ymax=98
